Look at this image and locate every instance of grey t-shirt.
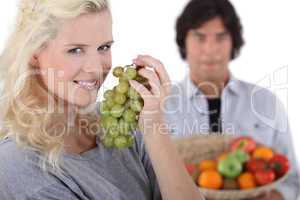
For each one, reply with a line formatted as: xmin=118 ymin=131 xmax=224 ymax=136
xmin=0 ymin=132 xmax=162 ymax=200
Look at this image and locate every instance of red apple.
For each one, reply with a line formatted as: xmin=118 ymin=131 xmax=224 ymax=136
xmin=230 ymin=136 xmax=257 ymax=153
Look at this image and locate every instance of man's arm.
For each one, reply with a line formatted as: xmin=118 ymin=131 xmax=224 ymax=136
xmin=272 ymin=99 xmax=300 ymax=200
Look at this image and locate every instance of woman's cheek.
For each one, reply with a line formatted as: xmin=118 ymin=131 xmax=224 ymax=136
xmin=59 ymin=61 xmax=83 ymax=81
xmin=102 ymin=52 xmax=112 ymax=72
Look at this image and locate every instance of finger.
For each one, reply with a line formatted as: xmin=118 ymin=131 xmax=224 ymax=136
xmin=129 ymin=80 xmax=152 ymax=100
xmin=133 ymin=55 xmax=171 ymax=85
xmin=138 ymin=68 xmax=160 ymax=86
xmin=138 ymin=68 xmax=161 ymax=95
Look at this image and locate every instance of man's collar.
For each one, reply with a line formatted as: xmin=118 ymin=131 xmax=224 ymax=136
xmin=183 ymin=73 xmax=240 ymax=99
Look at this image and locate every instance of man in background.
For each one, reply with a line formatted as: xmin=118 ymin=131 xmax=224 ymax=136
xmin=164 ymin=0 xmax=300 ymax=199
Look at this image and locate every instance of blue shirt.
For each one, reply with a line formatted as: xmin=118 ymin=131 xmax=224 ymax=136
xmin=164 ymin=74 xmax=300 ymax=199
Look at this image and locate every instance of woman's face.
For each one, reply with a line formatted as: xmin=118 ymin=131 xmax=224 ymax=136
xmin=34 ymin=10 xmax=113 ymax=108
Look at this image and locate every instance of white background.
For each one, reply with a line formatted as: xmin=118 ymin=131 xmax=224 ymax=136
xmin=0 ymin=1 xmax=299 ymax=162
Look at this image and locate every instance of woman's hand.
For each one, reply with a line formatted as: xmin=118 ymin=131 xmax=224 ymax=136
xmin=129 ymin=55 xmax=171 ymax=136
xmin=129 ymin=55 xmax=204 ymax=200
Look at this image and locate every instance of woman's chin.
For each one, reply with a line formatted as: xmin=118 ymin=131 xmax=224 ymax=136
xmin=76 ymin=94 xmax=98 ymax=108
xmin=64 ymin=91 xmax=98 ymax=109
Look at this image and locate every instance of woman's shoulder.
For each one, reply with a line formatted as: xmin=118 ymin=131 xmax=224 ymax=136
xmin=0 ymin=137 xmax=59 ymax=198
xmin=0 ymin=137 xmax=27 ymax=169
xmin=0 ymin=137 xmax=37 ymax=168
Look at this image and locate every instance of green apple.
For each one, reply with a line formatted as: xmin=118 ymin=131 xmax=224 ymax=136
xmin=218 ymin=156 xmax=242 ymax=179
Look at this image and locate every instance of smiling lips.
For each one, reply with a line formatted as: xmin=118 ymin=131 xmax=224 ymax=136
xmin=73 ymin=80 xmax=100 ymax=90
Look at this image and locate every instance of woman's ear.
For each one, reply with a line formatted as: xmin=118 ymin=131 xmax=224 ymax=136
xmin=29 ymin=54 xmax=39 ymax=67
xmin=29 ymin=44 xmax=46 ymax=67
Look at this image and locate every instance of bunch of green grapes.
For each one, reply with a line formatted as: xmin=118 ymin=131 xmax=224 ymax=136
xmin=100 ymin=65 xmax=148 ymax=149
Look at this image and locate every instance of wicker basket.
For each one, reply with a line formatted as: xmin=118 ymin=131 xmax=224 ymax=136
xmin=173 ymin=134 xmax=289 ymax=200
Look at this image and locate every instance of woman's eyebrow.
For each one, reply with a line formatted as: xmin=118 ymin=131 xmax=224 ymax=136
xmin=101 ymin=40 xmax=114 ymax=46
xmin=64 ymin=43 xmax=89 ymax=47
xmin=65 ymin=40 xmax=114 ymax=47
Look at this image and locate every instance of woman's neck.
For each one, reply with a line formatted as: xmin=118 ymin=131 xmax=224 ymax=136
xmin=63 ymin=130 xmax=97 ymax=154
xmin=62 ymin=105 xmax=99 ymax=155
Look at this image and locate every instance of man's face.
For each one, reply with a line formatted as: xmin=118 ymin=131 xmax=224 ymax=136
xmin=185 ymin=17 xmax=232 ymax=83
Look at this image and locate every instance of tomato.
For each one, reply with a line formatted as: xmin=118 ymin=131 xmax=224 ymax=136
xmin=246 ymin=158 xmax=269 ymax=173
xmin=254 ymin=169 xmax=275 ymax=185
xmin=230 ymin=136 xmax=257 ymax=153
xmin=269 ymin=154 xmax=289 ymax=177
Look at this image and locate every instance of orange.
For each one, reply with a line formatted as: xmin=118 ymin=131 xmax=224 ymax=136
xmin=253 ymin=147 xmax=274 ymax=161
xmin=198 ymin=160 xmax=217 ymax=172
xmin=238 ymin=172 xmax=257 ymax=189
xmin=198 ymin=170 xmax=223 ymax=189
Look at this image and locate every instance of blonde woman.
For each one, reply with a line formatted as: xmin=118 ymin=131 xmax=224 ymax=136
xmin=0 ymin=0 xmax=203 ymax=199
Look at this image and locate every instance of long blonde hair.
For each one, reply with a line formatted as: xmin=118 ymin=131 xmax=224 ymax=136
xmin=0 ymin=0 xmax=109 ymax=170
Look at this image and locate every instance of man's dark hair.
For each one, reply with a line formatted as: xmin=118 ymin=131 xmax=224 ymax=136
xmin=176 ymin=0 xmax=244 ymax=60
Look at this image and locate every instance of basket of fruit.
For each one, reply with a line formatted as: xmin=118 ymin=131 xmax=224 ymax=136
xmin=174 ymin=135 xmax=290 ymax=200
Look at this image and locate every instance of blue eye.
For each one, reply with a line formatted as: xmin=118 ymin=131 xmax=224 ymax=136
xmin=68 ymin=48 xmax=83 ymax=54
xmin=98 ymin=44 xmax=112 ymax=52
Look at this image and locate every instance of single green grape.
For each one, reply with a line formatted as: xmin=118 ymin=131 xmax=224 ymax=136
xmin=101 ymin=116 xmax=118 ymax=129
xmin=108 ymin=127 xmax=120 ymax=138
xmin=110 ymin=104 xmax=125 ymax=118
xmin=128 ymin=87 xmax=141 ymax=99
xmin=113 ymin=66 xmax=124 ymax=77
xmin=113 ymin=92 xmax=127 ymax=105
xmin=99 ymin=102 xmax=110 ymax=117
xmin=103 ymin=99 xmax=115 ymax=109
xmin=116 ymin=81 xmax=129 ymax=94
xmin=130 ymin=99 xmax=143 ymax=112
xmin=104 ymin=90 xmax=114 ymax=100
xmin=102 ymin=136 xmax=114 ymax=148
xmin=124 ymin=67 xmax=137 ymax=80
xmin=114 ymin=135 xmax=128 ymax=149
xmin=126 ymin=135 xmax=135 ymax=146
xmin=123 ymin=109 xmax=136 ymax=123
xmin=119 ymin=76 xmax=128 ymax=82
